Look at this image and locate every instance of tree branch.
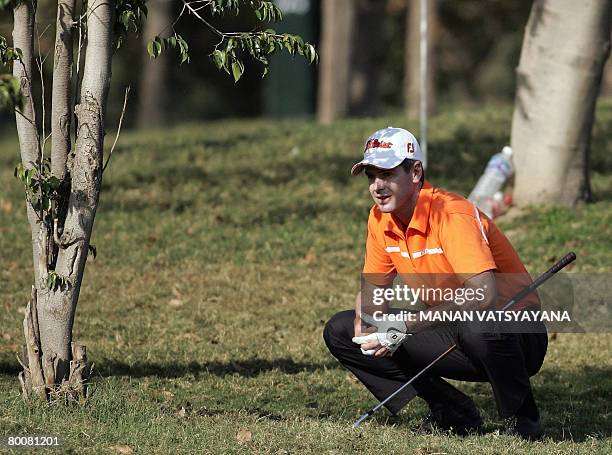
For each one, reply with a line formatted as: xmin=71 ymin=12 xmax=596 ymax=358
xmin=182 ymin=0 xmax=224 ymax=37
xmin=103 ymin=85 xmax=129 ymax=173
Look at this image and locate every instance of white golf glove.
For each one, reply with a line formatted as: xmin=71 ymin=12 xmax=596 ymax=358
xmin=352 ymin=313 xmax=411 ymax=355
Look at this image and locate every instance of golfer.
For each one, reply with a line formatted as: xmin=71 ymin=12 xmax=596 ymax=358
xmin=323 ymin=127 xmax=547 ymax=440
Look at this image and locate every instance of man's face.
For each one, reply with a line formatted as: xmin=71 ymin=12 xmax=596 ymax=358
xmin=365 ymin=164 xmax=420 ymax=216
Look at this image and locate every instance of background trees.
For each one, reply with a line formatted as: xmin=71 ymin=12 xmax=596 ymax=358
xmin=1 ymin=0 xmax=549 ymax=129
xmin=510 ymin=0 xmax=611 ymax=206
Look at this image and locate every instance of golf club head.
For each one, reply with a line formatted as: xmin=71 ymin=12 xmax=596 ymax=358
xmin=353 ymin=412 xmax=370 ymax=428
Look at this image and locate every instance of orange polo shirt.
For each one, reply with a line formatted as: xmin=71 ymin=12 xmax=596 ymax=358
xmin=363 ymin=181 xmax=538 ymax=309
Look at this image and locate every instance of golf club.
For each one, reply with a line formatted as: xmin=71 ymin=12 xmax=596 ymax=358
xmin=352 ymin=251 xmax=577 ymax=428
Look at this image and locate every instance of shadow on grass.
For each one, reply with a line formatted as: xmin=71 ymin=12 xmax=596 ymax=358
xmin=1 ymin=359 xmax=609 ymax=442
xmin=535 ymin=366 xmax=611 ymax=442
xmin=78 ymin=361 xmax=612 ymax=442
xmin=93 ymin=357 xmax=341 ymax=379
xmin=0 ymin=360 xmax=21 ymax=375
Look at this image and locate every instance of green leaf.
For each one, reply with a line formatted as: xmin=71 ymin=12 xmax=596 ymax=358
xmin=307 ymin=44 xmax=317 ymax=63
xmin=284 ymin=40 xmax=293 ymax=54
xmin=153 ymin=38 xmax=162 ymax=57
xmin=30 ymin=193 xmax=39 ymax=209
xmin=231 ymin=60 xmax=244 ymax=82
xmin=146 ymin=40 xmax=155 ymax=58
xmin=43 ymin=196 xmax=51 ymax=211
xmin=47 ymin=273 xmax=56 ymax=290
xmin=48 ymin=176 xmax=61 ymax=190
xmin=212 ymin=50 xmax=226 ymax=69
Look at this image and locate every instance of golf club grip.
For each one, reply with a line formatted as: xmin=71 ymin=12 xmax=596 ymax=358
xmin=501 ymin=252 xmax=576 ymax=311
xmin=545 ymin=251 xmax=576 ymax=274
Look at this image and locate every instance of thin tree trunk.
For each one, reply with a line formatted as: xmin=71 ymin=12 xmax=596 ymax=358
xmin=317 ymin=0 xmax=355 ymax=124
xmin=136 ymin=0 xmax=171 ymax=128
xmin=404 ymin=0 xmax=437 ymax=117
xmin=510 ymin=0 xmax=611 ymax=206
xmin=51 ymin=0 xmax=76 ymax=180
xmin=13 ymin=0 xmax=43 ymax=288
xmin=36 ymin=0 xmax=114 ymax=382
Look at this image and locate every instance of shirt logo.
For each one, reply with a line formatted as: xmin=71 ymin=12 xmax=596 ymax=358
xmin=412 ymin=248 xmax=444 ymax=259
xmin=365 ymin=139 xmax=393 ymax=151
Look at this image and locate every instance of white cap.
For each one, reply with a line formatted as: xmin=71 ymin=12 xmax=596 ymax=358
xmin=351 ymin=127 xmax=423 ymax=176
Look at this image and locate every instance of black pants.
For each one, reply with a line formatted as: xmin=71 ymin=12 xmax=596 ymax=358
xmin=323 ymin=310 xmax=548 ymax=418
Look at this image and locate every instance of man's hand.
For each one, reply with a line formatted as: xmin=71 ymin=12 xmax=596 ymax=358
xmin=352 ymin=313 xmax=411 ymax=357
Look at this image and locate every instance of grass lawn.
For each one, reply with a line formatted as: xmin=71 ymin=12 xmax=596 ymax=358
xmin=1 ymin=103 xmax=611 ymax=454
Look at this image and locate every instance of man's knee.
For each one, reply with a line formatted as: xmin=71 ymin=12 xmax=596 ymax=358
xmin=458 ymin=325 xmax=519 ymax=361
xmin=323 ymin=310 xmax=355 ymax=353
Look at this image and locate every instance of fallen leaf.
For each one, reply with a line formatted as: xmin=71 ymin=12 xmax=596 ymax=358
xmin=0 ymin=199 xmax=12 ymax=213
xmin=175 ymin=404 xmax=191 ymax=417
xmin=109 ymin=445 xmax=134 ymax=454
xmin=236 ymin=429 xmax=252 ymax=443
xmin=168 ymin=299 xmax=183 ymax=307
xmin=2 ymin=334 xmax=11 ymax=340
xmin=162 ymin=390 xmax=174 ymax=400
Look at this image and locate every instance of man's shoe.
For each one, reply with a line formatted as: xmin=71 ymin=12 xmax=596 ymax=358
xmin=504 ymin=415 xmax=543 ymax=441
xmin=418 ymin=408 xmax=444 ymax=434
xmin=415 ymin=377 xmax=483 ymax=435
xmin=418 ymin=402 xmax=484 ymax=436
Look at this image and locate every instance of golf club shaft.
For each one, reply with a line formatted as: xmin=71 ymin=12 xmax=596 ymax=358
xmin=353 ymin=251 xmax=576 ymax=428
xmin=353 ymin=343 xmax=457 ymax=428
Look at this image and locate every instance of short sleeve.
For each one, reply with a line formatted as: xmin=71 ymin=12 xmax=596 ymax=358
xmin=438 ymin=211 xmax=497 ymax=280
xmin=363 ymin=213 xmax=397 ymax=285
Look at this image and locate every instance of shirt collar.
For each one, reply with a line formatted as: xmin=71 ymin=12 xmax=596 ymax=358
xmin=383 ymin=180 xmax=434 ymax=237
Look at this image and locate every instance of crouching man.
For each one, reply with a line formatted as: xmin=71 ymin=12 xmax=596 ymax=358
xmin=323 ymin=128 xmax=547 ymax=440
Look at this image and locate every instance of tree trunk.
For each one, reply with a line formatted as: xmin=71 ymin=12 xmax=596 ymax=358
xmin=51 ymin=0 xmax=76 ymax=180
xmin=14 ymin=0 xmax=114 ymax=399
xmin=404 ymin=0 xmax=437 ymax=117
xmin=317 ymin=0 xmax=355 ymax=124
xmin=348 ymin=0 xmax=385 ymax=116
xmin=510 ymin=0 xmax=611 ymax=206
xmin=37 ymin=0 xmax=113 ymax=381
xmin=136 ymin=0 xmax=171 ymax=128
xmin=13 ymin=0 xmax=43 ymax=287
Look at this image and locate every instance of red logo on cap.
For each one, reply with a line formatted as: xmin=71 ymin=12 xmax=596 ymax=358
xmin=365 ymin=139 xmax=393 ymax=151
xmin=407 ymin=143 xmax=414 ymax=153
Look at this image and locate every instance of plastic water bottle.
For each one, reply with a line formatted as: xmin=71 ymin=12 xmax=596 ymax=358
xmin=468 ymin=146 xmax=514 ymax=218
